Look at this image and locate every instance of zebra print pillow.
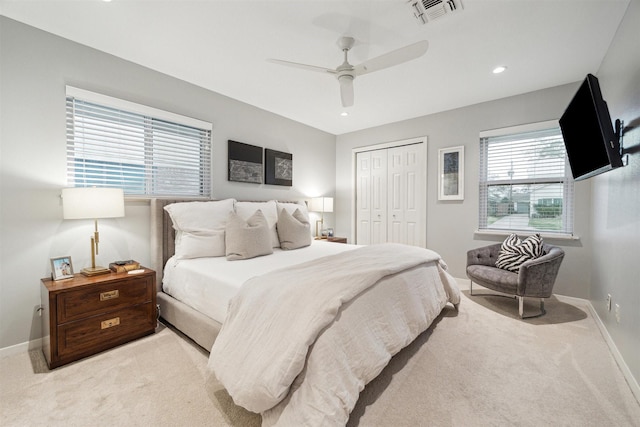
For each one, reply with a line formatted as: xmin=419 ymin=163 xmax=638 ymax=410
xmin=495 ymin=233 xmax=544 ymax=273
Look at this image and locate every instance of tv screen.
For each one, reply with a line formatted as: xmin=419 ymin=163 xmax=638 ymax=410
xmin=559 ymin=74 xmax=622 ymax=181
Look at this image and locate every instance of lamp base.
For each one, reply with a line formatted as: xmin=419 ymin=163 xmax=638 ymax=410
xmin=81 ymin=266 xmax=112 ymax=276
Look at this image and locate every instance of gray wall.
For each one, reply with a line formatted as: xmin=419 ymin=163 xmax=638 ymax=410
xmin=0 ymin=17 xmax=335 ymax=350
xmin=590 ymin=0 xmax=640 ymax=391
xmin=335 ymin=83 xmax=592 ymax=299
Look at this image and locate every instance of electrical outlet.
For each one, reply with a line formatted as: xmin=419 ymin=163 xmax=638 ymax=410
xmin=607 ymin=294 xmax=612 ymax=311
xmin=615 ymin=304 xmax=621 ymax=323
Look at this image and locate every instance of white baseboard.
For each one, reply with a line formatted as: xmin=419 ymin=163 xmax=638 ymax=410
xmin=0 ymin=338 xmax=42 ymax=359
xmin=584 ymin=298 xmax=640 ymax=404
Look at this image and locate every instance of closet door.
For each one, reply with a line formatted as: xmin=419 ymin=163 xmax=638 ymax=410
xmin=356 ymin=150 xmax=387 ymax=245
xmin=387 ymin=147 xmax=404 ymax=243
xmin=355 ymin=152 xmax=371 ymax=245
xmin=370 ymin=150 xmax=388 ymax=244
xmin=387 ymin=144 xmax=425 ymax=247
xmin=355 ymin=140 xmax=424 ymax=247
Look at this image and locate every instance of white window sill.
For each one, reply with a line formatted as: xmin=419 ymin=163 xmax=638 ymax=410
xmin=474 ymin=229 xmax=580 ymax=241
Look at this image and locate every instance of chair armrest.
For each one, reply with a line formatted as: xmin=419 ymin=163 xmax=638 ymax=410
xmin=517 ymin=246 xmax=565 ymax=298
xmin=466 ymin=243 xmax=502 ymax=268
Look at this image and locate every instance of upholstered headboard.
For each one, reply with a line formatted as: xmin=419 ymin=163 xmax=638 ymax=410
xmin=150 ymin=198 xmax=195 ymax=291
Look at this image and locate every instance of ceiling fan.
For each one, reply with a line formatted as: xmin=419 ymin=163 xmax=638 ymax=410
xmin=269 ymin=37 xmax=429 ymax=107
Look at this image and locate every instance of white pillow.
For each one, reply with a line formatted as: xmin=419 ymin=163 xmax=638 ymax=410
xmin=234 ymin=201 xmax=279 ymax=248
xmin=174 ymin=230 xmax=226 ymax=259
xmin=277 ymin=208 xmax=311 ymax=250
xmin=164 ymin=199 xmax=235 ymax=258
xmin=225 ymin=210 xmax=274 ymax=261
xmin=164 ymin=199 xmax=235 ymax=232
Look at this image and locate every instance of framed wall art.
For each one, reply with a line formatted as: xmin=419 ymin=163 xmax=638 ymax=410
xmin=228 ymin=140 xmax=263 ymax=184
xmin=51 ymin=256 xmax=74 ymax=280
xmin=438 ymin=145 xmax=464 ymax=201
xmin=264 ymin=148 xmax=292 ymax=186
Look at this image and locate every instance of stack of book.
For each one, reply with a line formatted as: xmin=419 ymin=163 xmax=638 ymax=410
xmin=109 ymin=260 xmax=140 ymax=273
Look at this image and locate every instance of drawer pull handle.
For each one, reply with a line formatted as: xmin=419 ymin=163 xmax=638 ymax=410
xmin=100 ymin=290 xmax=119 ymax=301
xmin=101 ymin=317 xmax=120 ymax=329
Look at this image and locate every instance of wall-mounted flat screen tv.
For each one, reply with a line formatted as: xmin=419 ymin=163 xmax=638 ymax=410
xmin=559 ymin=73 xmax=623 ymax=181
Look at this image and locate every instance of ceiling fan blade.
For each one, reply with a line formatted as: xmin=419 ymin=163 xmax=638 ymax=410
xmin=268 ymin=58 xmax=336 ymax=74
xmin=354 ymin=40 xmax=429 ymax=76
xmin=339 ymin=76 xmax=354 ymax=107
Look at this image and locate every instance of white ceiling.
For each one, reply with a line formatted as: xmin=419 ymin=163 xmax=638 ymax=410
xmin=0 ymin=0 xmax=630 ymax=135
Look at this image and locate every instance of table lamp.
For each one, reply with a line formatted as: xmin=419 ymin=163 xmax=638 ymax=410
xmin=309 ymin=197 xmax=334 ymax=239
xmin=62 ymin=187 xmax=125 ymax=276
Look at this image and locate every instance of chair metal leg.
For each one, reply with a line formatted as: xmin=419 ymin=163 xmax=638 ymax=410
xmin=519 ymin=296 xmax=524 ymax=318
xmin=519 ymin=297 xmax=546 ymax=319
xmin=470 ymin=280 xmax=474 ymax=295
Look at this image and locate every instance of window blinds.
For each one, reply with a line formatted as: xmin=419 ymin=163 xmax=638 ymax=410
xmin=66 ymin=87 xmax=212 ymax=198
xmin=479 ymin=124 xmax=574 ymax=235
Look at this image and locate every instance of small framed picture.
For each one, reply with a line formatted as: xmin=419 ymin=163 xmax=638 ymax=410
xmin=438 ymin=145 xmax=464 ymax=201
xmin=51 ymin=256 xmax=74 ymax=280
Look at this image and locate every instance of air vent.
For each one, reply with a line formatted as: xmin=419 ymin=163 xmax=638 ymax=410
xmin=407 ymin=0 xmax=463 ymax=25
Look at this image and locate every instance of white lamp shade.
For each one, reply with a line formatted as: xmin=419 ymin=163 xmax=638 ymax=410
xmin=309 ymin=197 xmax=334 ymax=213
xmin=62 ymin=187 xmax=125 ymax=219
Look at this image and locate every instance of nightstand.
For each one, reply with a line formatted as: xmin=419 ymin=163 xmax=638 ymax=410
xmin=327 ymin=236 xmax=347 ymax=244
xmin=40 ymin=268 xmax=156 ymax=369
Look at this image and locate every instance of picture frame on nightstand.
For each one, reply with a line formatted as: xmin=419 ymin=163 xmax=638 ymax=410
xmin=50 ymin=256 xmax=74 ymax=280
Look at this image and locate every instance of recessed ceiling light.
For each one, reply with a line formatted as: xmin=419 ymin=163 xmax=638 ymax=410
xmin=340 ymin=112 xmax=349 ymax=117
xmin=493 ymin=65 xmax=507 ymax=74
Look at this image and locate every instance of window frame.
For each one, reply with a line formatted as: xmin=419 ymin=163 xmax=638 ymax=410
xmin=478 ymin=120 xmax=575 ymax=237
xmin=65 ymin=86 xmax=212 ymax=199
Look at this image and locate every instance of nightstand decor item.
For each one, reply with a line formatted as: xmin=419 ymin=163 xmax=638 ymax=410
xmin=62 ymin=187 xmax=125 ymax=276
xmin=50 ymin=256 xmax=74 ymax=280
xmin=309 ymin=197 xmax=333 ymax=239
xmin=109 ymin=259 xmax=141 ymax=273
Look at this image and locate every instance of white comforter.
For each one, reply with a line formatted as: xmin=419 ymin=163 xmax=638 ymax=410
xmin=207 ymin=243 xmax=460 ymax=426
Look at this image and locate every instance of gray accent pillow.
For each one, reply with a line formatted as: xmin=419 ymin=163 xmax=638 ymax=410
xmin=225 ymin=210 xmax=274 ymax=260
xmin=277 ymin=208 xmax=311 ymax=250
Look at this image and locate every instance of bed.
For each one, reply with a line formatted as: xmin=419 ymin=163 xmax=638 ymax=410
xmin=150 ymin=198 xmax=460 ymax=426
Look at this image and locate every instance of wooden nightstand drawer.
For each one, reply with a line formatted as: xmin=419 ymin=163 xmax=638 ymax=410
xmin=57 ymin=302 xmax=155 ymax=359
xmin=57 ymin=276 xmax=153 ymax=323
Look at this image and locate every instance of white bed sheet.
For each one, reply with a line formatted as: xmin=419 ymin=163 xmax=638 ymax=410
xmin=162 ymin=240 xmax=358 ymax=323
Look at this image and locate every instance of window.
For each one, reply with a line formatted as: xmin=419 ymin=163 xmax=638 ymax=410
xmin=479 ymin=121 xmax=574 ymax=235
xmin=66 ymin=86 xmax=212 ymax=198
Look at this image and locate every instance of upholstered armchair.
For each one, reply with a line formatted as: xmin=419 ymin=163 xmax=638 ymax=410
xmin=466 ymin=243 xmax=565 ymax=318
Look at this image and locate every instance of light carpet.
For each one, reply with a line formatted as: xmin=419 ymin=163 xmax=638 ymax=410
xmin=1 ymin=291 xmax=639 ymax=426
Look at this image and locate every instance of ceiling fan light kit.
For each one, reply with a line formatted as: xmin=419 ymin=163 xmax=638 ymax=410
xmin=270 ymin=37 xmax=429 ymax=107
